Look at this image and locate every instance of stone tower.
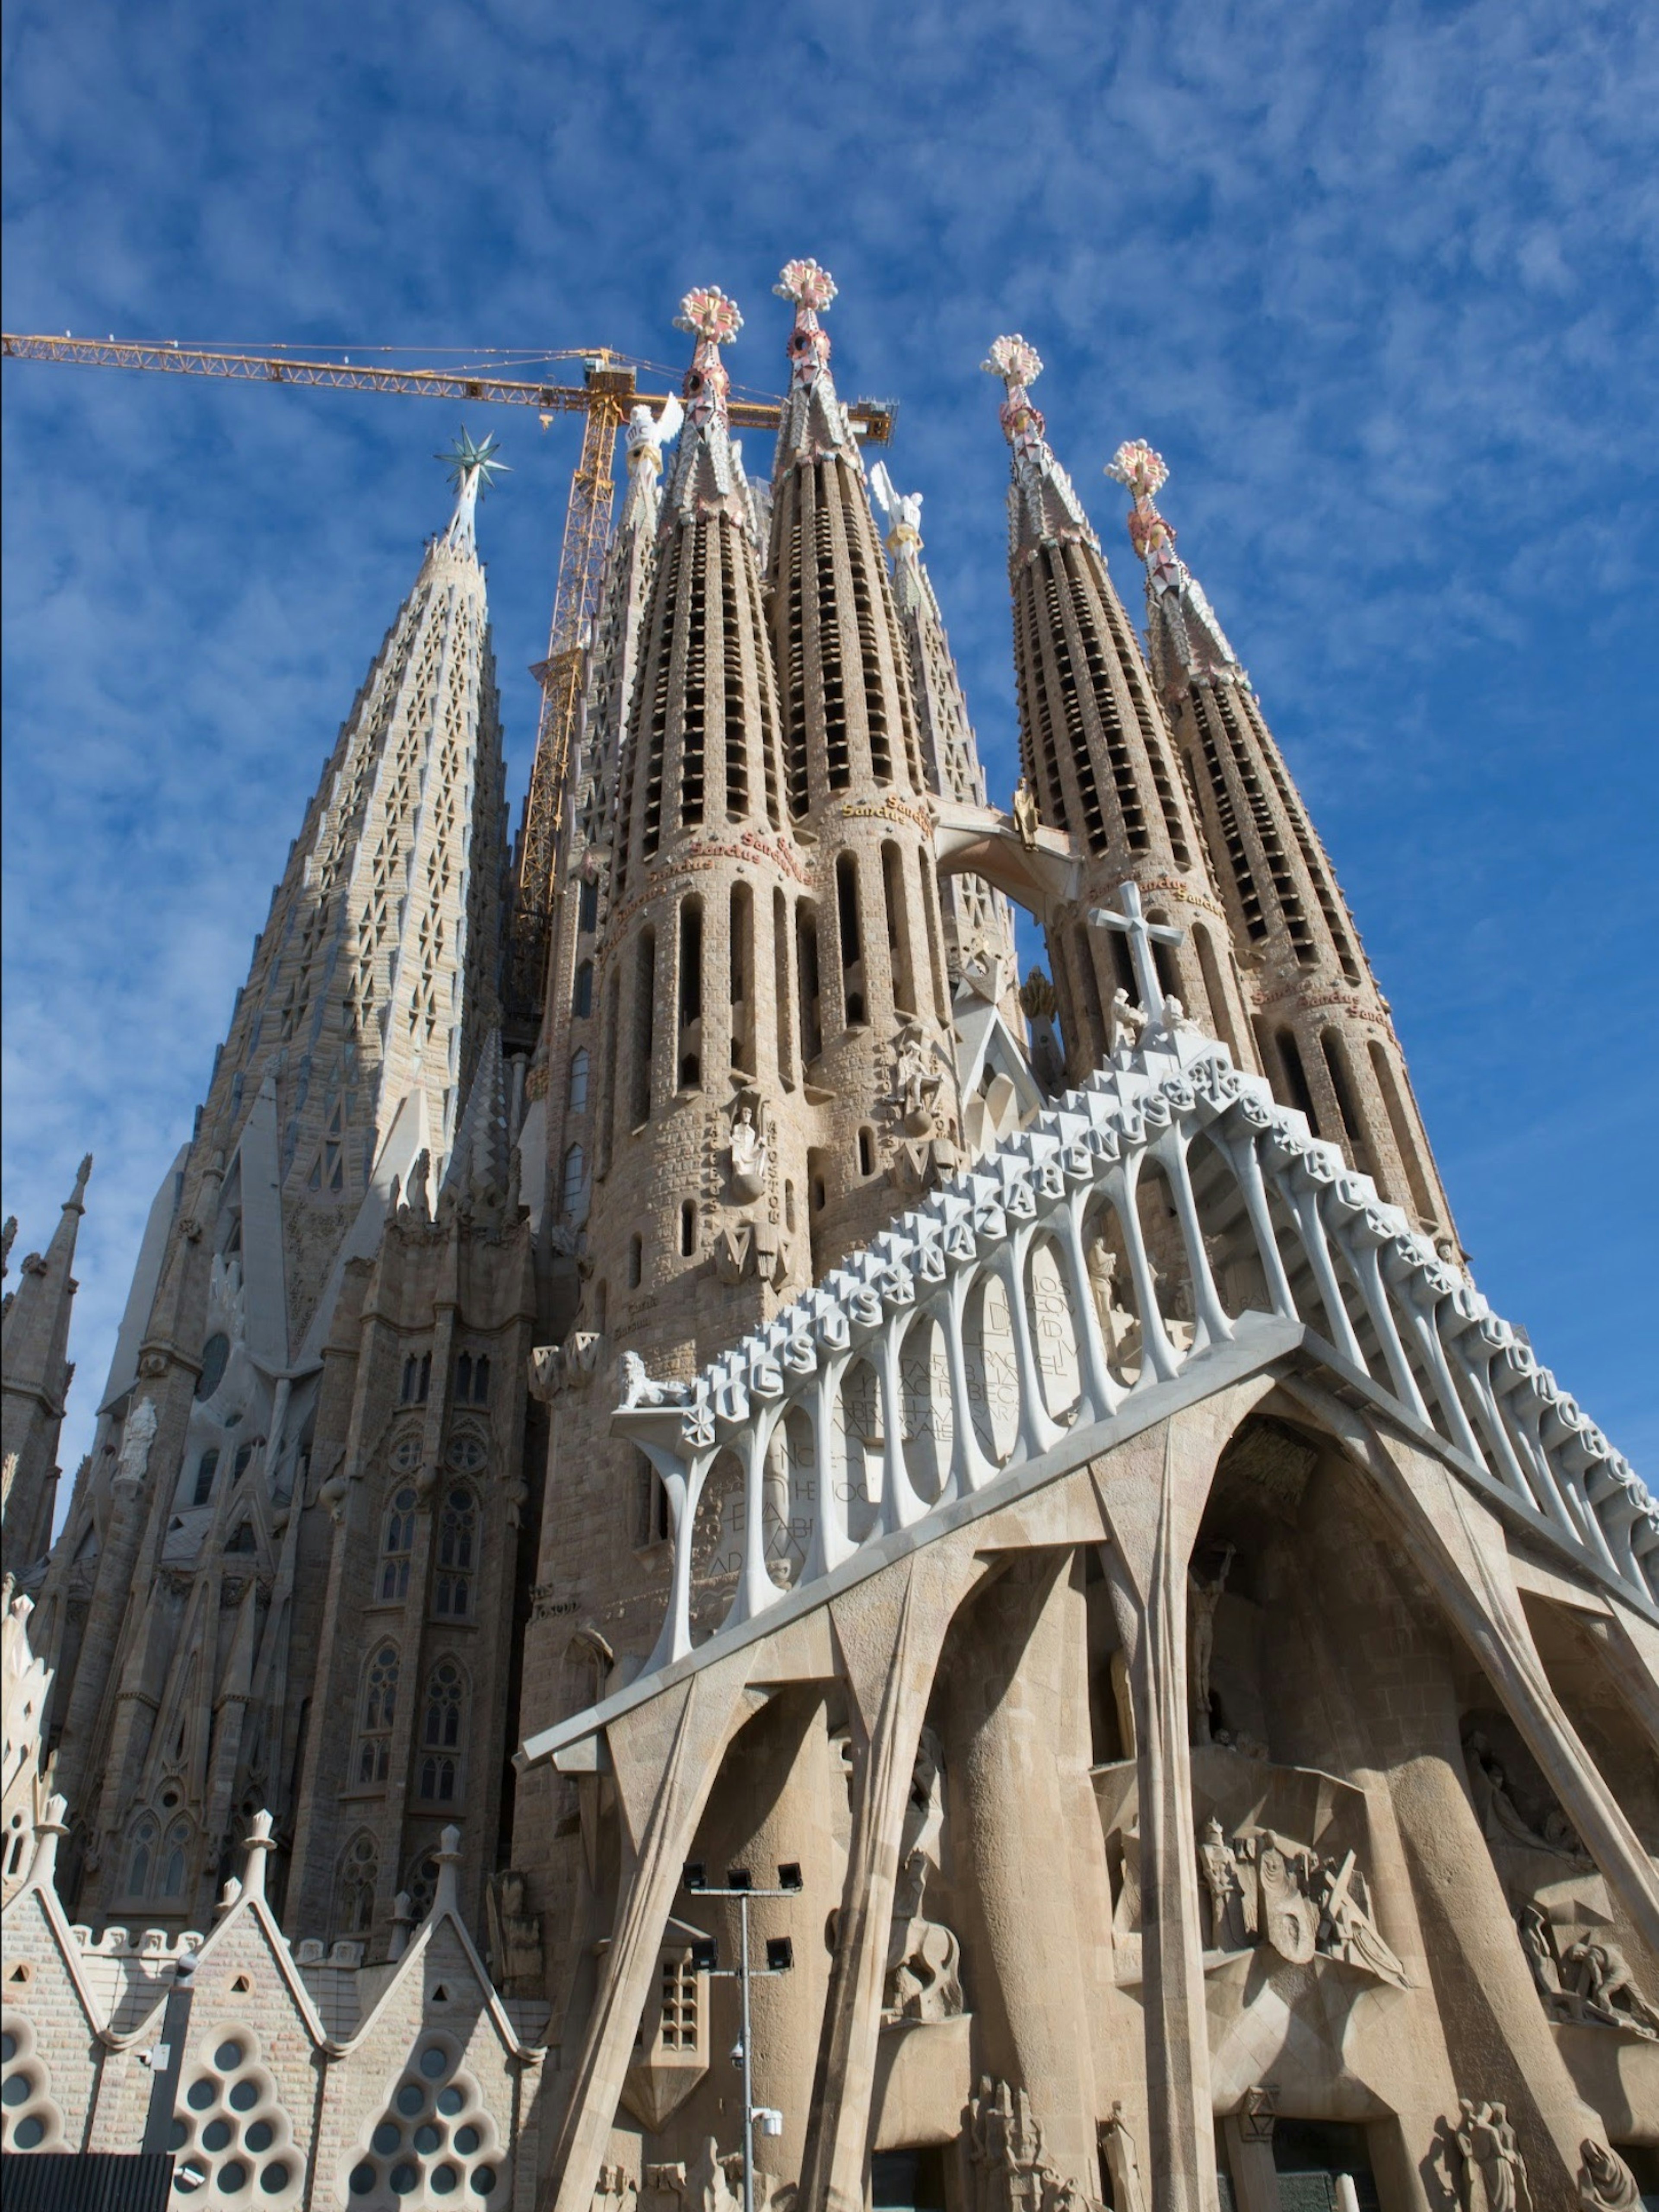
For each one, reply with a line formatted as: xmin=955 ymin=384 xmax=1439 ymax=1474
xmin=983 ymin=337 xmax=1259 ymax=1079
xmin=27 ymin=438 xmax=517 ymax=1934
xmin=1 ymin=1155 xmax=91 ymax=1571
xmin=1103 ymin=439 xmax=1458 ymax=1246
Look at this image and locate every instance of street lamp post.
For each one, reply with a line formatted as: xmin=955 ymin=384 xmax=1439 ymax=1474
xmin=683 ymin=1861 xmax=803 ymax=2212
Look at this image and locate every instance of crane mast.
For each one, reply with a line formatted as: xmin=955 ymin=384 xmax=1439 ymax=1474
xmin=1 ymin=330 xmax=896 ymax=1040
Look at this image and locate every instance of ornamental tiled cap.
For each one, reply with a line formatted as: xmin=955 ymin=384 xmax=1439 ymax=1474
xmin=774 ymin=257 xmax=860 ymax=462
xmin=1105 ymin=440 xmax=1242 ymax=692
xmin=982 ymin=332 xmax=1095 ymax=558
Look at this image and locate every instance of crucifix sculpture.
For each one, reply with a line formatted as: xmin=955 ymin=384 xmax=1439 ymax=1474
xmin=1088 ymin=880 xmax=1183 ymax=1026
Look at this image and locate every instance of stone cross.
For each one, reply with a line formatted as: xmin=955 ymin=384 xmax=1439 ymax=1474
xmin=1088 ymin=880 xmax=1183 ymax=1020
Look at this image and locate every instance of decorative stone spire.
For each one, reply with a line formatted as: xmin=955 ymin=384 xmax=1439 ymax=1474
xmin=1 ymin=1154 xmax=92 ymax=1569
xmin=982 ymin=335 xmax=1095 ymax=559
xmin=442 ymin=1029 xmax=512 ymax=1208
xmin=983 ymin=335 xmax=1258 ymax=1083
xmin=773 ymin=258 xmax=859 ymax=464
xmin=1104 ymin=440 xmax=1240 ymax=695
xmin=1106 ymin=440 xmax=1457 ymax=1239
xmin=659 ymin=286 xmax=752 ymax=529
xmin=438 ymin=428 xmax=509 ymax=559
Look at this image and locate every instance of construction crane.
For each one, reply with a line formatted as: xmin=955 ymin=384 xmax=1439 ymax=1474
xmin=1 ymin=331 xmax=898 ymax=1030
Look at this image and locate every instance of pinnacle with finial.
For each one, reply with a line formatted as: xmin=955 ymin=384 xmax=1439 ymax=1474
xmin=982 ymin=334 xmax=1046 ymax=448
xmin=1106 ymin=439 xmax=1176 ymax=565
xmin=439 ymin=426 xmax=509 ymax=496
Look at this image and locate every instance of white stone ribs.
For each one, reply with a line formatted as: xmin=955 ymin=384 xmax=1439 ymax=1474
xmin=613 ymin=1032 xmax=1654 ymax=1675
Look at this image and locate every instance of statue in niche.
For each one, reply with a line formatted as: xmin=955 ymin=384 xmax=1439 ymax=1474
xmin=1451 ymin=2101 xmax=1533 ymax=2212
xmin=884 ymin=1727 xmax=963 ymax=2023
xmin=1011 ymin=778 xmax=1041 ymax=850
xmin=1186 ymin=1543 xmax=1235 ymax=1746
xmin=486 ymin=1869 xmax=544 ymax=1992
xmin=1464 ymin=1731 xmax=1591 ymax=1866
xmin=1578 ymin=2143 xmax=1642 ymax=2211
xmin=1559 ymin=1937 xmax=1659 ymax=2038
xmin=966 ymin=2080 xmax=1070 ymax=2212
xmin=1098 ymin=2107 xmax=1147 ymax=2212
xmin=1198 ymin=1815 xmax=1253 ymax=1950
xmin=1087 ymin=1242 xmax=1138 ymax=1370
xmin=726 ymin=1102 xmax=769 ymax=1202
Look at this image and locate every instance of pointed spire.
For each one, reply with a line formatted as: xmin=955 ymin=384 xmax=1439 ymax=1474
xmin=2 ymin=1154 xmax=92 ymax=1566
xmin=982 ymin=335 xmax=1096 ymax=560
xmin=774 ymin=258 xmax=858 ymax=463
xmin=661 ymin=286 xmax=750 ymax=524
xmin=437 ymin=427 xmax=509 ymax=558
xmin=442 ymin=1029 xmax=511 ymax=1204
xmin=1104 ymin=440 xmax=1241 ymax=696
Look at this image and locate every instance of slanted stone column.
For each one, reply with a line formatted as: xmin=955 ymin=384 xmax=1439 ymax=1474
xmin=799 ymin=1541 xmax=988 ymax=2212
xmin=547 ymin=1647 xmax=756 ymax=2212
xmin=945 ymin=1551 xmax=1105 ymax=2189
xmin=1092 ymin=1381 xmax=1274 ymax=2212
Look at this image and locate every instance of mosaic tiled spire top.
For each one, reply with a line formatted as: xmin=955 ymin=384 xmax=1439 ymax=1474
xmin=1106 ymin=438 xmax=1179 ymax=581
xmin=775 ymin=257 xmax=837 ymax=386
xmin=982 ymin=334 xmax=1047 ymax=453
xmin=674 ymin=285 xmax=743 ymax=430
xmin=1105 ymin=438 xmax=1242 ymax=690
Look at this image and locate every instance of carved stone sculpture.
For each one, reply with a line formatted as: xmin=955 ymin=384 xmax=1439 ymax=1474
xmin=727 ymin=1103 xmax=769 ymax=1202
xmin=1560 ymin=1937 xmax=1659 ymax=2038
xmin=486 ymin=1868 xmax=545 ymax=1992
xmin=1257 ymin=1838 xmax=1320 ymax=1964
xmin=1198 ymin=1815 xmax=1252 ymax=1950
xmin=1311 ymin=1850 xmax=1408 ymax=1986
xmin=893 ymin=1023 xmax=945 ymax=1137
xmin=1451 ymin=2100 xmax=1533 ymax=2212
xmin=884 ymin=1727 xmax=963 ymax=2022
xmin=1099 ymin=2105 xmax=1147 ymax=2212
xmin=1578 ymin=2142 xmax=1642 ymax=2210
xmin=111 ymin=1398 xmax=159 ymax=1499
xmin=1187 ymin=1543 xmax=1234 ymax=1745
xmin=1109 ymin=987 xmax=1147 ymax=1057
xmin=1011 ymin=778 xmax=1040 ymax=850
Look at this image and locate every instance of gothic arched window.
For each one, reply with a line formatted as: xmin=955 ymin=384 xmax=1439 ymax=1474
xmin=435 ymin=1489 xmax=476 ymax=1618
xmin=125 ymin=1815 xmax=157 ymax=1897
xmin=339 ymin=1831 xmax=378 ymax=1933
xmin=568 ymin=1048 xmax=590 ymax=1112
xmin=454 ymin=1353 xmax=490 ymax=1406
xmin=572 ymin=960 xmax=594 ymax=1020
xmin=159 ymin=1819 xmax=190 ymax=1898
xmin=356 ymin=1644 xmax=399 ymax=1784
xmin=191 ymin=1449 xmax=219 ymax=1506
xmin=401 ymin=1352 xmax=432 ymax=1404
xmin=379 ymin=1487 xmax=416 ymax=1601
xmin=419 ymin=1661 xmax=465 ymax=1802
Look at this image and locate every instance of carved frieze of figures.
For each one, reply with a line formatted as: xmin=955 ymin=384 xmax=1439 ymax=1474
xmin=884 ymin=1727 xmax=964 ymax=2024
xmin=1195 ymin=1819 xmax=1408 ymax=1986
xmin=1437 ymin=2099 xmax=1534 ymax=2212
xmin=1578 ymin=2142 xmax=1643 ymax=2210
xmin=1516 ymin=1904 xmax=1659 ymax=2039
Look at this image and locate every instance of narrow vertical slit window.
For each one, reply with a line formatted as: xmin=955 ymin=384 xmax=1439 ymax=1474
xmin=836 ymin=853 xmax=865 ymax=1025
xmin=774 ymin=887 xmax=796 ymax=1089
xmin=677 ymin=899 xmax=704 ymax=1091
xmin=798 ymin=904 xmax=823 ymax=1064
xmin=630 ymin=930 xmax=656 ymax=1127
xmin=730 ymin=882 xmax=754 ymax=1075
xmin=880 ymin=842 xmax=914 ymax=1016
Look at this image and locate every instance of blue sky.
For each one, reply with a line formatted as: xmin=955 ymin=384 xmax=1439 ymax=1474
xmin=3 ymin=0 xmax=1656 ymax=1494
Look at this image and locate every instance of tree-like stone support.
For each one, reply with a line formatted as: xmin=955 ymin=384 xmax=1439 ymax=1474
xmin=1092 ymin=1383 xmax=1274 ymax=2212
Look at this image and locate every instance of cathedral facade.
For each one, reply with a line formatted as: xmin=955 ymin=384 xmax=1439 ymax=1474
xmin=3 ymin=264 xmax=1655 ymax=2212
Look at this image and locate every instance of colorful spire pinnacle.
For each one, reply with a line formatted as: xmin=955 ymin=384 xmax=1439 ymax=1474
xmin=775 ymin=258 xmax=837 ymax=386
xmin=1105 ymin=440 xmax=1241 ymax=691
xmin=982 ymin=335 xmax=1046 ymax=451
xmin=674 ymin=286 xmax=742 ymax=431
xmin=437 ymin=426 xmax=508 ymax=554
